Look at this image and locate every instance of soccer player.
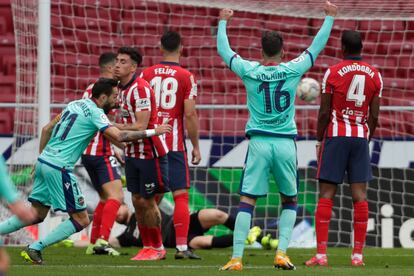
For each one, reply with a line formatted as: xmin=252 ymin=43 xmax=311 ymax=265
xmin=0 ymin=78 xmax=171 ymax=264
xmin=114 ymin=47 xmax=170 ymax=261
xmin=305 ymin=30 xmax=383 ymax=267
xmin=216 ymin=2 xmax=337 ymax=271
xmin=0 ymin=157 xmax=37 ymax=273
xmin=109 ymin=205 xmax=236 ymax=250
xmin=81 ymin=53 xmax=124 ymax=256
xmin=140 ymin=31 xmax=201 ymax=259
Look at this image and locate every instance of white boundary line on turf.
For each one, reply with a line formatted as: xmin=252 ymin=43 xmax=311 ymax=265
xmin=12 ymin=264 xmax=276 ymax=269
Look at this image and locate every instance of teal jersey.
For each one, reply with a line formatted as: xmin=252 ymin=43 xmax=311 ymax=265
xmin=217 ymin=16 xmax=334 ymax=137
xmin=39 ymin=98 xmax=111 ymax=169
xmin=0 ymin=156 xmax=18 ymax=203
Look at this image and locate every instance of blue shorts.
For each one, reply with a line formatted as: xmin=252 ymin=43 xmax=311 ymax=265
xmin=125 ymin=156 xmax=169 ymax=198
xmin=81 ymin=155 xmax=121 ymax=191
xmin=28 ymin=158 xmax=86 ymax=213
xmin=240 ymin=136 xmax=297 ymax=198
xmin=317 ymin=137 xmax=372 ymax=184
xmin=167 ymin=151 xmax=190 ymax=191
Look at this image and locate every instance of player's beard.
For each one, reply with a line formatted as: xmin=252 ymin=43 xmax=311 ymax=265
xmin=102 ymin=102 xmax=112 ymax=114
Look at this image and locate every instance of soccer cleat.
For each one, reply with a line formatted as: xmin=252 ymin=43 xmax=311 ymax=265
xmin=305 ymin=255 xmax=328 ymax=266
xmin=85 ymin=243 xmax=95 ymax=255
xmin=52 ymin=239 xmax=74 ymax=248
xmin=20 ymin=246 xmax=43 ymax=265
xmin=351 ymin=256 xmax=365 ymax=267
xmin=246 ymin=226 xmax=262 ymax=245
xmin=130 ymin=248 xmax=166 ymax=261
xmin=93 ymin=238 xmax=120 ymax=256
xmin=274 ymin=251 xmax=296 ymax=270
xmin=174 ymin=249 xmax=202 ymax=260
xmin=220 ymin=257 xmax=243 ymax=271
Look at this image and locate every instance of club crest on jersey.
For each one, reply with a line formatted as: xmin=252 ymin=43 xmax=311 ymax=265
xmin=292 ymin=55 xmax=305 ymax=63
xmin=137 ymin=98 xmax=150 ymax=109
xmin=100 ymin=114 xmax=110 ymax=124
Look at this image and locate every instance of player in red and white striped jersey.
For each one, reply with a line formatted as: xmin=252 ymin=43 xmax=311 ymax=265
xmin=140 ymin=31 xmax=201 ymax=260
xmin=80 ymin=53 xmax=125 ymax=256
xmin=114 ymin=47 xmax=169 ymax=261
xmin=306 ymin=30 xmax=382 ymax=267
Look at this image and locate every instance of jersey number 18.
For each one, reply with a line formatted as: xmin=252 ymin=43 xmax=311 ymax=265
xmin=150 ymin=76 xmax=178 ymax=109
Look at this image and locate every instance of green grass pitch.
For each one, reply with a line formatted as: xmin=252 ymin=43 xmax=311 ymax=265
xmin=6 ymin=247 xmax=414 ymax=276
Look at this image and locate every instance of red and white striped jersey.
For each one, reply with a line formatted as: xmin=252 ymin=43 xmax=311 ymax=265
xmin=322 ymin=58 xmax=383 ymax=139
xmin=82 ymin=83 xmax=115 ymax=156
xmin=119 ymin=74 xmax=169 ymax=159
xmin=141 ymin=61 xmax=197 ymax=152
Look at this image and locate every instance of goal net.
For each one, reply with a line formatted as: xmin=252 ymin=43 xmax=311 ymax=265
xmin=6 ymin=0 xmax=414 ymax=248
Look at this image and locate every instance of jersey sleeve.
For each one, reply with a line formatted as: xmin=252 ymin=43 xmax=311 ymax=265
xmin=286 ymin=16 xmax=334 ymax=75
xmin=184 ymin=73 xmax=198 ymax=100
xmin=132 ymin=84 xmax=152 ymax=112
xmin=0 ymin=157 xmax=19 ymax=204
xmin=217 ymin=20 xmax=255 ymax=78
xmin=321 ymin=68 xmax=333 ymax=94
xmin=90 ymin=106 xmax=112 ymax=132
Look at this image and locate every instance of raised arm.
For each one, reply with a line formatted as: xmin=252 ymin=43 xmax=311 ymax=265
xmin=288 ymin=1 xmax=337 ymax=74
xmin=217 ymin=9 xmax=254 ymax=78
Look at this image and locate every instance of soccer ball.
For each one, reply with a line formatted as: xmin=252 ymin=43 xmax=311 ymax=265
xmin=296 ymin=77 xmax=320 ymax=102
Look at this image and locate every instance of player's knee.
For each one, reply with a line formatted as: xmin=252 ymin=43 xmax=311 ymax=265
xmin=214 ymin=210 xmax=228 ymax=223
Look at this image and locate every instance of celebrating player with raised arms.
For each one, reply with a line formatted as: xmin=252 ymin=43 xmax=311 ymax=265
xmin=217 ymin=1 xmax=337 ymax=271
xmin=305 ymin=30 xmax=383 ymax=267
xmin=0 ymin=78 xmax=171 ymax=264
xmin=140 ymin=31 xmax=201 ymax=259
xmin=115 ymin=47 xmax=170 ymax=261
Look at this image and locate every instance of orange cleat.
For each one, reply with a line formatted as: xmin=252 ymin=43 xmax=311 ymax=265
xmin=220 ymin=257 xmax=243 ymax=271
xmin=274 ymin=251 xmax=296 ymax=270
xmin=305 ymin=255 xmax=328 ymax=266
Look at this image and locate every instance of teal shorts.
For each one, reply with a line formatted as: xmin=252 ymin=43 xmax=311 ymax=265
xmin=240 ymin=136 xmax=297 ymax=198
xmin=28 ymin=158 xmax=86 ymax=213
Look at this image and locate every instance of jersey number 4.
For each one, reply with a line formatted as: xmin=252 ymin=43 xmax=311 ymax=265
xmin=258 ymin=80 xmax=290 ymax=113
xmin=150 ymin=76 xmax=178 ymax=109
xmin=346 ymin=75 xmax=366 ymax=107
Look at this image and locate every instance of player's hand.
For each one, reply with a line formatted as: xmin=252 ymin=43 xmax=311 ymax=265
xmin=8 ymin=200 xmax=37 ymax=224
xmin=191 ymin=147 xmax=201 ymax=165
xmin=155 ymin=124 xmax=172 ymax=135
xmin=219 ymin=9 xmax=234 ymax=21
xmin=324 ymin=1 xmax=337 ymax=17
xmin=114 ymin=150 xmax=125 ymax=165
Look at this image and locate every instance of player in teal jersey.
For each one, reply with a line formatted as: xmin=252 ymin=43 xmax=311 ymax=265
xmin=0 ymin=78 xmax=172 ymax=265
xmin=217 ymin=2 xmax=337 ymax=271
xmin=0 ymin=157 xmax=37 ymax=273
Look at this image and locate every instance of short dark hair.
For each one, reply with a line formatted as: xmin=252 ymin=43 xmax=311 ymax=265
xmin=98 ymin=52 xmax=117 ymax=69
xmin=117 ymin=47 xmax=142 ymax=65
xmin=92 ymin=78 xmax=118 ymax=99
xmin=161 ymin=31 xmax=181 ymax=52
xmin=342 ymin=30 xmax=363 ymax=55
xmin=262 ymin=31 xmax=283 ymax=57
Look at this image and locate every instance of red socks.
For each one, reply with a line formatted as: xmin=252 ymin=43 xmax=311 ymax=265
xmin=315 ymin=198 xmax=333 ymax=254
xmin=138 ymin=224 xmax=151 ymax=247
xmin=99 ymin=199 xmax=121 ymax=241
xmin=353 ymin=201 xmax=368 ymax=255
xmin=90 ymin=201 xmax=105 ymax=244
xmin=173 ymin=192 xmax=190 ymax=247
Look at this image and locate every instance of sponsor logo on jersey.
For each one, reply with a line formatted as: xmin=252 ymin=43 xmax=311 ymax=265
xmin=137 ymin=98 xmax=150 ymax=109
xmin=64 ymin=182 xmax=71 ymax=190
xmin=292 ymin=55 xmax=305 ymax=63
